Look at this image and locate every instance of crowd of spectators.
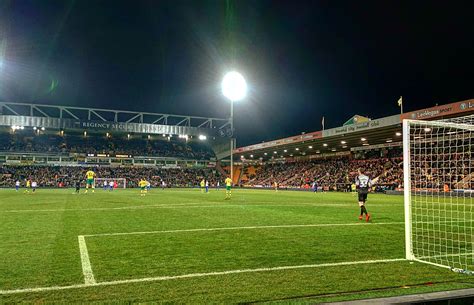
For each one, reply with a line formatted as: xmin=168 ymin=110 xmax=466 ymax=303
xmin=0 ymin=132 xmax=215 ymax=160
xmin=247 ymin=156 xmax=403 ymax=191
xmin=0 ymin=165 xmax=221 ymax=188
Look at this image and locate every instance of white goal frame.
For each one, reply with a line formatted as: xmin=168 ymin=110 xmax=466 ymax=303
xmin=403 ymin=118 xmax=474 ymax=274
xmin=95 ymin=178 xmax=127 ymax=189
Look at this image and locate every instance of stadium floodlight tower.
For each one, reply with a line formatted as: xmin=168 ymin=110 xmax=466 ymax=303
xmin=222 ymin=71 xmax=247 ymax=183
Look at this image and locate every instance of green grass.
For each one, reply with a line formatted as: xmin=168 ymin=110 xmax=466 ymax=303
xmin=0 ymin=188 xmax=473 ymax=303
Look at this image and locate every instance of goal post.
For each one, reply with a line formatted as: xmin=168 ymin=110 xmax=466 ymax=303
xmin=95 ymin=178 xmax=127 ymax=189
xmin=403 ymin=116 xmax=474 ymax=274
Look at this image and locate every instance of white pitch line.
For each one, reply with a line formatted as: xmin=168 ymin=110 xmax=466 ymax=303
xmin=84 ymin=222 xmax=404 ymax=237
xmin=0 ymin=258 xmax=405 ymax=295
xmin=78 ymin=236 xmax=96 ymax=285
xmin=0 ymin=202 xmax=380 ymax=213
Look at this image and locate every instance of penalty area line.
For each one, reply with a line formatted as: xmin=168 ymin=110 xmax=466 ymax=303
xmin=83 ymin=221 xmax=404 ymax=237
xmin=78 ymin=236 xmax=96 ymax=284
xmin=0 ymin=258 xmax=405 ymax=295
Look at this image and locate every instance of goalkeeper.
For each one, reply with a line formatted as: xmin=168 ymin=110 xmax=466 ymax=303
xmin=355 ymin=169 xmax=372 ymax=222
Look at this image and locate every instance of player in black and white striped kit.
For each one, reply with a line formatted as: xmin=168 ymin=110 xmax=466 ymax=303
xmin=355 ymin=169 xmax=372 ymax=222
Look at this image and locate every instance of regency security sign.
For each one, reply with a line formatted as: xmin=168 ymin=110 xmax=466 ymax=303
xmin=73 ymin=120 xmax=205 ymax=136
xmin=77 ymin=121 xmax=136 ymax=132
xmin=0 ymin=114 xmax=208 ymax=136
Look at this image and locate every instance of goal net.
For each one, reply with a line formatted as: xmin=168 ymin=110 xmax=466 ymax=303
xmin=403 ymin=116 xmax=474 ymax=274
xmin=95 ymin=178 xmax=127 ymax=189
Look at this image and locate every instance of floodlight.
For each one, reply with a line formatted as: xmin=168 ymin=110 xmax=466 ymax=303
xmin=222 ymin=71 xmax=247 ymax=101
xmin=198 ymin=135 xmax=207 ymax=140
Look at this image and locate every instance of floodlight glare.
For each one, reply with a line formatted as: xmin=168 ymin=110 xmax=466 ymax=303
xmin=198 ymin=135 xmax=207 ymax=140
xmin=222 ymin=71 xmax=247 ymax=101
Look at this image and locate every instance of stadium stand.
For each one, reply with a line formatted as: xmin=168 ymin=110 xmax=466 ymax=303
xmin=0 ymin=165 xmax=221 ymax=188
xmin=0 ymin=131 xmax=215 ymax=159
xmin=244 ymin=154 xmax=403 ymax=191
xmin=0 ymin=100 xmax=472 ymax=191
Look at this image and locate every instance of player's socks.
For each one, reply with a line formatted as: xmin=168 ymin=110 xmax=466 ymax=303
xmin=366 ymin=213 xmax=371 ymax=222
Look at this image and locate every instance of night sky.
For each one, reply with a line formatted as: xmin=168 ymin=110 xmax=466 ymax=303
xmin=1 ymin=0 xmax=474 ymax=146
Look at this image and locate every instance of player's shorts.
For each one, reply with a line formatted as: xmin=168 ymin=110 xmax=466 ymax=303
xmin=358 ymin=192 xmax=368 ymax=204
xmin=226 ymin=185 xmax=231 ymax=191
xmin=141 ymin=186 xmax=145 ymax=190
xmin=86 ymin=178 xmax=94 ymax=185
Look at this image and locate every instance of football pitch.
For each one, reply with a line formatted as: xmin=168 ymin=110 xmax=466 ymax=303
xmin=1 ymin=188 xmax=473 ymax=303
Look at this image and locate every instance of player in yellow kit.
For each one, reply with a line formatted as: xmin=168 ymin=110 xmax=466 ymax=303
xmin=225 ymin=176 xmax=232 ymax=199
xmin=24 ymin=179 xmax=31 ymax=194
xmin=84 ymin=170 xmax=96 ymax=193
xmin=200 ymin=179 xmax=205 ymax=193
xmin=139 ymin=179 xmax=148 ymax=196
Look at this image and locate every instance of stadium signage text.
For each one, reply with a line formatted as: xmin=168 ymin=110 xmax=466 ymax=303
xmin=408 ymin=106 xmax=453 ymax=120
xmin=79 ymin=121 xmax=133 ymax=131
xmin=401 ymin=99 xmax=474 ymax=120
xmin=334 ymin=120 xmax=381 ymax=135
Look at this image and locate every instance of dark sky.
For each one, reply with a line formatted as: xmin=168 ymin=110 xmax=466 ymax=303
xmin=1 ymin=0 xmax=474 ymax=146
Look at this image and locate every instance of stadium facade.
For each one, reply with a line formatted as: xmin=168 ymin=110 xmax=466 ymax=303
xmin=0 ymin=102 xmax=234 ymax=167
xmin=234 ymin=98 xmax=474 ymax=161
xmin=1 ymin=99 xmax=473 ymax=169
